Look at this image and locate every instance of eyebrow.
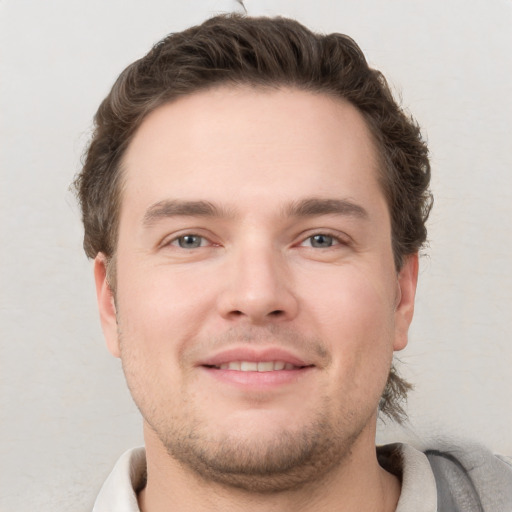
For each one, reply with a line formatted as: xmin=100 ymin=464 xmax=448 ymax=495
xmin=142 ymin=197 xmax=368 ymax=227
xmin=143 ymin=199 xmax=232 ymax=226
xmin=284 ymin=198 xmax=369 ymax=219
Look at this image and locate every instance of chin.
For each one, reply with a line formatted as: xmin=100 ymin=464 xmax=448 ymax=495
xmin=150 ymin=404 xmax=372 ymax=493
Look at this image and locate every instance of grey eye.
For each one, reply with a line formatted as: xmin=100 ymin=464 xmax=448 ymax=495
xmin=309 ymin=234 xmax=334 ymax=248
xmin=177 ymin=235 xmax=204 ymax=249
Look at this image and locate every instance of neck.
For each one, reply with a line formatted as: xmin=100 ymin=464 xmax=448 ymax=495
xmin=137 ymin=423 xmax=401 ymax=512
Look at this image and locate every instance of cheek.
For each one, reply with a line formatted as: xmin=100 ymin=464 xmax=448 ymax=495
xmin=304 ymin=263 xmax=395 ymax=335
xmin=114 ymin=266 xmax=211 ymax=373
xmin=118 ymin=260 xmax=215 ymax=324
xmin=115 ymin=261 xmax=235 ymax=406
xmin=301 ymin=266 xmax=396 ymax=384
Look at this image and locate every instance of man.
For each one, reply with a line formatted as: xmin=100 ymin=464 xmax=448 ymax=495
xmin=75 ymin=14 xmax=512 ymax=512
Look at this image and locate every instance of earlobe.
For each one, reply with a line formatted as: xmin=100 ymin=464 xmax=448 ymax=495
xmin=94 ymin=253 xmax=121 ymax=358
xmin=393 ymin=253 xmax=419 ymax=352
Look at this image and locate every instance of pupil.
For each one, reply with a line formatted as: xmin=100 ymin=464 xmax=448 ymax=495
xmin=179 ymin=235 xmax=201 ymax=248
xmin=312 ymin=235 xmax=332 ymax=247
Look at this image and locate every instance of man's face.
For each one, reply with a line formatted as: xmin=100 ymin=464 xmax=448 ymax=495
xmin=95 ymin=86 xmax=417 ymax=490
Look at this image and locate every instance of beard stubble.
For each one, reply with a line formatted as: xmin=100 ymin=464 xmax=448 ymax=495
xmin=120 ymin=324 xmax=380 ymax=493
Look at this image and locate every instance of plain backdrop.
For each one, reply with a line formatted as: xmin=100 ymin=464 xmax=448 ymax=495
xmin=1 ymin=0 xmax=511 ymax=510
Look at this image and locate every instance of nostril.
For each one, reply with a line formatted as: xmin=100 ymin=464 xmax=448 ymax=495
xmin=227 ymin=309 xmax=285 ymax=319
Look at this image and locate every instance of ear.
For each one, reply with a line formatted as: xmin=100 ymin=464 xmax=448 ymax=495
xmin=94 ymin=253 xmax=121 ymax=358
xmin=393 ymin=253 xmax=419 ymax=352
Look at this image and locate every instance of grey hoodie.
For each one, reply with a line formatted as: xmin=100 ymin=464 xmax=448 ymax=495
xmin=426 ymin=442 xmax=512 ymax=511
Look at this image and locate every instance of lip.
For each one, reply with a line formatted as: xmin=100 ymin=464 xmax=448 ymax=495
xmin=198 ymin=347 xmax=315 ymax=390
xmin=202 ymin=365 xmax=314 ymax=388
xmin=199 ymin=347 xmax=312 ymax=368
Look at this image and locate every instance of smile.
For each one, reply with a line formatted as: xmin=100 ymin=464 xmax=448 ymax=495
xmin=200 ymin=351 xmax=315 ymax=389
xmin=210 ymin=361 xmax=304 ymax=371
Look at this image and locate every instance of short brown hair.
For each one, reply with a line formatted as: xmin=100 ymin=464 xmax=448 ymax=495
xmin=75 ymin=14 xmax=432 ymax=421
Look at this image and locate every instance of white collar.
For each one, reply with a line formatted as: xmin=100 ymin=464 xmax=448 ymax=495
xmin=93 ymin=447 xmax=146 ymax=512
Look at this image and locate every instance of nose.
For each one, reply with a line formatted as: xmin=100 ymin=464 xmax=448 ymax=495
xmin=217 ymin=241 xmax=299 ymax=324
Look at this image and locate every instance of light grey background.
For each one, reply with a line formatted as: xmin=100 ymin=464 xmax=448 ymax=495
xmin=1 ymin=0 xmax=511 ymax=510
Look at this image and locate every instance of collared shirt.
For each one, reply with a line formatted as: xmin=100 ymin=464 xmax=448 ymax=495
xmin=93 ymin=443 xmax=438 ymax=511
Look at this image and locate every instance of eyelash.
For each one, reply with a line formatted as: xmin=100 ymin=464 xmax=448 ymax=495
xmin=299 ymin=233 xmax=344 ymax=249
xmin=163 ymin=231 xmax=349 ymax=250
xmin=167 ymin=234 xmax=212 ymax=249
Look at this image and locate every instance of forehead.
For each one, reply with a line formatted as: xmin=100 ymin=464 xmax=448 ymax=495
xmin=120 ymin=86 xmax=384 ymax=218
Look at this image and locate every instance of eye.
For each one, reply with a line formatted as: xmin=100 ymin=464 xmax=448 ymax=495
xmin=302 ymin=234 xmax=338 ymax=248
xmin=172 ymin=234 xmax=207 ymax=249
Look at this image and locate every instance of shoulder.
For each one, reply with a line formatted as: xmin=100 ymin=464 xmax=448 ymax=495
xmin=379 ymin=440 xmax=512 ymax=512
xmin=423 ymin=440 xmax=512 ymax=511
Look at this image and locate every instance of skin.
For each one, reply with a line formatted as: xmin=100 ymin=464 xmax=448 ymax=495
xmin=94 ymin=86 xmax=418 ymax=512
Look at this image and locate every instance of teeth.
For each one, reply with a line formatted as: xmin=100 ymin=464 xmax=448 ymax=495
xmin=240 ymin=361 xmax=258 ymax=371
xmin=257 ymin=361 xmax=274 ymax=372
xmin=217 ymin=361 xmax=298 ymax=372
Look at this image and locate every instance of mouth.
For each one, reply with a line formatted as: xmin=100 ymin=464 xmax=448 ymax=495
xmin=200 ymin=347 xmax=313 ymax=371
xmin=198 ymin=348 xmax=315 ymax=389
xmin=204 ymin=361 xmax=308 ymax=372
